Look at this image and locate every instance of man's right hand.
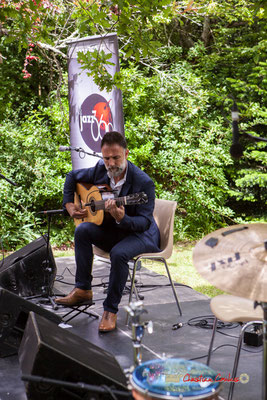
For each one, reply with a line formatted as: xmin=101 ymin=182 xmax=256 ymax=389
xmin=65 ymin=203 xmax=88 ymax=219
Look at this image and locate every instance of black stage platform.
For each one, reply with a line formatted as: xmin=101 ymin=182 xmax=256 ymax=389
xmin=0 ymin=256 xmax=263 ymax=399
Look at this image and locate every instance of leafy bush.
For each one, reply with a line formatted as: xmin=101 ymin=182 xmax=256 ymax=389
xmin=0 ymin=92 xmax=75 ymax=250
xmin=1 ymin=1 xmax=266 ymax=249
xmin=122 ymin=61 xmax=236 ymax=240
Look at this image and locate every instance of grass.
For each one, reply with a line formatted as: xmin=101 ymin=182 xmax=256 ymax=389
xmin=53 ymin=241 xmax=224 ymax=298
xmin=53 ymin=248 xmax=75 ymax=258
xmin=140 ymin=242 xmax=224 ymax=298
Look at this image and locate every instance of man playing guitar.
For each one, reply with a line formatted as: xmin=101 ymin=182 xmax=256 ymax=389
xmin=55 ymin=131 xmax=160 ymax=332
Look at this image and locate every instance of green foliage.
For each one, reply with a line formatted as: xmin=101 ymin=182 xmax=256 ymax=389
xmin=77 ymin=49 xmax=122 ymax=92
xmin=186 ymin=6 xmax=267 ymax=222
xmin=122 ymin=60 xmax=236 ymax=240
xmin=71 ymin=0 xmax=175 ymax=89
xmin=145 ymin=242 xmax=225 ymax=297
xmin=0 ymin=41 xmax=67 ymax=122
xmin=0 ymin=93 xmax=74 ymax=250
xmin=0 ymin=1 xmax=67 ymax=48
xmin=0 ymin=0 xmax=266 ymax=251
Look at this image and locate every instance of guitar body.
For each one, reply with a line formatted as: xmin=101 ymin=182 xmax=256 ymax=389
xmin=74 ymin=182 xmax=148 ymax=227
xmin=74 ymin=183 xmax=107 ymax=226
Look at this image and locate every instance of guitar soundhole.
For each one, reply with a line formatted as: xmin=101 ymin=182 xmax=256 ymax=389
xmin=88 ymin=196 xmax=97 ymax=215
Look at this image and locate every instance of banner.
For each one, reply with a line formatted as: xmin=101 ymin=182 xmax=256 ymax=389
xmin=67 ymin=33 xmax=124 ymax=169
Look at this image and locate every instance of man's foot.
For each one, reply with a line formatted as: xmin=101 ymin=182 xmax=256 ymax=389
xmin=55 ymin=288 xmax=93 ymax=307
xmin=98 ymin=311 xmax=117 ymax=332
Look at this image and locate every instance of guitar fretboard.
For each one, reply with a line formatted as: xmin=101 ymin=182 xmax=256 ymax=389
xmin=85 ymin=196 xmax=134 ymax=211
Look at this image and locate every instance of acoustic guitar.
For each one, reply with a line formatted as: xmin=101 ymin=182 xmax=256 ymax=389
xmin=74 ymin=183 xmax=148 ymax=226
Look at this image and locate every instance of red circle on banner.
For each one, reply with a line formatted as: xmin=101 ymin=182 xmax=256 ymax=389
xmin=79 ymin=94 xmax=113 ymax=153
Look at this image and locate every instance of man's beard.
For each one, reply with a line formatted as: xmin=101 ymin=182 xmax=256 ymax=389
xmin=106 ymin=160 xmax=127 ymax=178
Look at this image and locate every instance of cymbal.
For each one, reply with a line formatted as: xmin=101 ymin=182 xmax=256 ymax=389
xmin=193 ymin=223 xmax=267 ymax=302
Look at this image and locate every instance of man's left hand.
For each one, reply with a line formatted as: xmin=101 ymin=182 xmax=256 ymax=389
xmin=105 ymin=198 xmax=125 ymax=222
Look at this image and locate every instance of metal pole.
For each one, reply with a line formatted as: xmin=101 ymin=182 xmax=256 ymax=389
xmin=262 ymin=303 xmax=267 ymax=400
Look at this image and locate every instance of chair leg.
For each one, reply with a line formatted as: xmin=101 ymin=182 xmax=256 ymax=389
xmin=162 ymin=258 xmax=182 ymax=316
xmin=228 ymin=320 xmax=262 ymax=400
xmin=128 ymin=268 xmax=140 ymax=301
xmin=125 ymin=256 xmax=182 ymax=325
xmin=125 ymin=259 xmax=139 ymax=325
xmin=207 ymin=317 xmax=218 ymax=366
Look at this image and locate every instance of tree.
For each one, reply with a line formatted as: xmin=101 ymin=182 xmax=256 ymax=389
xmin=0 ymin=1 xmax=193 ymax=91
xmin=0 ymin=0 xmax=266 ymax=249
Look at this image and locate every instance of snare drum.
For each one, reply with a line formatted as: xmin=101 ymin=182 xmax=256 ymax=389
xmin=130 ymin=358 xmax=221 ymax=400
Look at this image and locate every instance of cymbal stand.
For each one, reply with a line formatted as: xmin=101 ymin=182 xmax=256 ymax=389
xmin=254 ymin=301 xmax=267 ymax=400
xmin=125 ymin=301 xmax=153 ymax=367
xmin=262 ymin=302 xmax=267 ymax=400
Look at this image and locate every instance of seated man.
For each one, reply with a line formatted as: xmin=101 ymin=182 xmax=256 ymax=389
xmin=56 ymin=131 xmax=160 ymax=332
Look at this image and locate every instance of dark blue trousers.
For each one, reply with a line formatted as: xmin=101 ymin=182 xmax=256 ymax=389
xmin=74 ymin=221 xmax=158 ymax=313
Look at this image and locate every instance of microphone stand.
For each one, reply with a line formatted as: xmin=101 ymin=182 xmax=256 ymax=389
xmin=41 ymin=212 xmax=58 ymax=310
xmin=243 ymin=133 xmax=267 ymax=143
xmin=32 ymin=210 xmax=65 ymax=310
xmin=0 ymin=174 xmax=18 ymax=269
xmin=0 ymin=173 xmax=18 ymax=186
xmin=75 ymin=147 xmax=103 ymax=159
xmin=60 ymin=146 xmax=103 ymax=159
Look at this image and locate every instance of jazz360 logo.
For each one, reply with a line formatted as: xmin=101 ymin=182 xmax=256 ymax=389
xmin=79 ymin=94 xmax=113 ymax=153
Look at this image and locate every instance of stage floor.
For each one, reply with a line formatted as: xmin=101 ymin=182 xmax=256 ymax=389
xmin=0 ymin=256 xmax=263 ymax=400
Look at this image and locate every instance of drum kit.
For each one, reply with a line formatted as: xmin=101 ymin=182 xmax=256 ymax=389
xmin=126 ymin=301 xmax=223 ymax=400
xmin=127 ymin=223 xmax=267 ymax=400
xmin=2 ymin=172 xmax=266 ymax=399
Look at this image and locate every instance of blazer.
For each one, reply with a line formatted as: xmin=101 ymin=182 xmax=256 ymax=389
xmin=63 ymin=160 xmax=160 ymax=250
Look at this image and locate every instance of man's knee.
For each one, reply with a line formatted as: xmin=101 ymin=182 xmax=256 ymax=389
xmin=110 ymin=247 xmax=130 ymax=266
xmin=74 ymin=222 xmax=93 ymax=243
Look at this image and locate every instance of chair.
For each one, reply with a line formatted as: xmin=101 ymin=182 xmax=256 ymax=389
xmin=207 ymin=294 xmax=263 ymax=400
xmin=93 ymin=198 xmax=182 ymax=323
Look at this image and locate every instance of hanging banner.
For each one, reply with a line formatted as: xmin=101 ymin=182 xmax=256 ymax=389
xmin=67 ymin=33 xmax=124 ymax=169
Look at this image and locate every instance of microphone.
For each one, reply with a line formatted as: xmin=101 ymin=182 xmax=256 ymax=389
xmin=230 ymin=102 xmax=243 ymax=159
xmin=37 ymin=209 xmax=65 ymax=215
xmin=59 ymin=146 xmax=82 ymax=152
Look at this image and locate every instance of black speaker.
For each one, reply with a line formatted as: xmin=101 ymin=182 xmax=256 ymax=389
xmin=0 ymin=288 xmax=61 ymax=357
xmin=0 ymin=235 xmax=57 ymax=297
xmin=19 ymin=312 xmax=129 ymax=400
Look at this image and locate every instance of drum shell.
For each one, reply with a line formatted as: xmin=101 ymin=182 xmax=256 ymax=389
xmin=130 ymin=359 xmax=222 ymax=400
xmin=131 ymin=387 xmax=220 ymax=400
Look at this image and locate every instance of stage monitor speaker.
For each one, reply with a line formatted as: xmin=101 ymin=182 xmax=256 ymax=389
xmin=19 ymin=312 xmax=129 ymax=400
xmin=0 ymin=288 xmax=61 ymax=357
xmin=0 ymin=235 xmax=57 ymax=297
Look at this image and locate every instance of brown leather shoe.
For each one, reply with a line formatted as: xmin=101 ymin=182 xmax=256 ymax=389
xmin=55 ymin=288 xmax=93 ymax=307
xmin=98 ymin=311 xmax=117 ymax=332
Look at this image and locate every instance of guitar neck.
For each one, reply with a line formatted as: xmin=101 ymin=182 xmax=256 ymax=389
xmin=85 ymin=195 xmax=131 ymax=210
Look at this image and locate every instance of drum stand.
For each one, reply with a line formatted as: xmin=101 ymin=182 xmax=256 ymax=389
xmin=125 ymin=301 xmax=153 ymax=367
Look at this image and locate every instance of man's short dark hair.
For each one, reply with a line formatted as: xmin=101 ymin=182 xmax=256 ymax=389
xmin=101 ymin=131 xmax=127 ymax=149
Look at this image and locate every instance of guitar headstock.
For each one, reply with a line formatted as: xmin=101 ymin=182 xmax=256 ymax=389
xmin=126 ymin=192 xmax=148 ymax=205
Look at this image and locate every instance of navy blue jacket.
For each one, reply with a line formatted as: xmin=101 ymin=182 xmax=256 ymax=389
xmin=63 ymin=160 xmax=160 ymax=250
